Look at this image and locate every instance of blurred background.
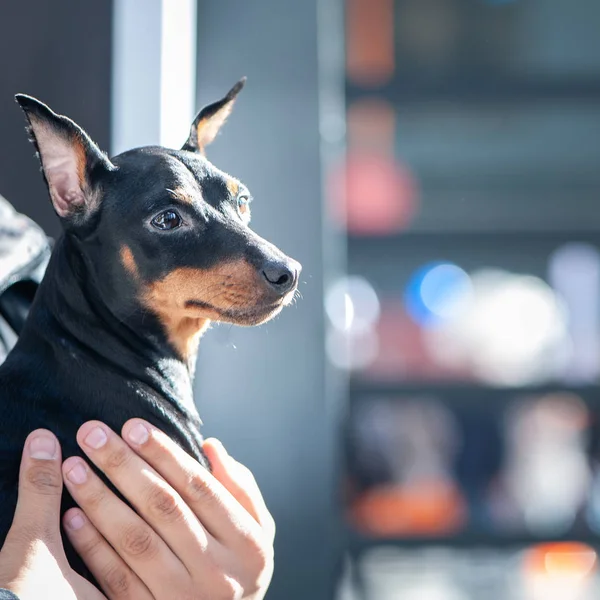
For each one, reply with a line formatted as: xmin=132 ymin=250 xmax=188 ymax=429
xmin=1 ymin=0 xmax=600 ymax=598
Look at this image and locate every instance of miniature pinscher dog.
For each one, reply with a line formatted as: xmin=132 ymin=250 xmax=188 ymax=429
xmin=0 ymin=78 xmax=300 ymax=579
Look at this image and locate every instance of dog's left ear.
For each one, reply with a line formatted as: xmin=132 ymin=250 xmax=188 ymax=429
xmin=15 ymin=94 xmax=114 ymax=223
xmin=182 ymin=77 xmax=246 ymax=154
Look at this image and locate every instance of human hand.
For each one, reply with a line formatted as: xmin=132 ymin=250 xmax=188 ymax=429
xmin=0 ymin=430 xmax=106 ymax=600
xmin=62 ymin=420 xmax=275 ymax=600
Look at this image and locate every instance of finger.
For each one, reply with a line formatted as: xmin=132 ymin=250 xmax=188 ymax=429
xmin=7 ymin=430 xmax=63 ymax=551
xmin=63 ymin=508 xmax=153 ymax=600
xmin=73 ymin=421 xmax=212 ymax=573
xmin=203 ymin=439 xmax=275 ymax=543
xmin=62 ymin=455 xmax=188 ymax=598
xmin=122 ymin=419 xmax=263 ymax=545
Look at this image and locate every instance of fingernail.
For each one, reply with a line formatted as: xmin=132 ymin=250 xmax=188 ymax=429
xmin=67 ymin=512 xmax=85 ymax=531
xmin=66 ymin=462 xmax=87 ymax=485
xmin=208 ymin=438 xmax=228 ymax=456
xmin=29 ymin=433 xmax=58 ymax=460
xmin=127 ymin=423 xmax=149 ymax=445
xmin=83 ymin=426 xmax=107 ymax=450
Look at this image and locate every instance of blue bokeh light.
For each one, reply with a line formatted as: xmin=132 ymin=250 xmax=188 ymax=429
xmin=405 ymin=261 xmax=472 ymax=327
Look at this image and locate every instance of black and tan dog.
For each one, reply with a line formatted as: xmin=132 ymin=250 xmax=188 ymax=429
xmin=0 ymin=79 xmax=300 ymax=578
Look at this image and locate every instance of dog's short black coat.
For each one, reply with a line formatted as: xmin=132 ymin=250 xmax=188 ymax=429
xmin=0 ymin=79 xmax=300 ymax=580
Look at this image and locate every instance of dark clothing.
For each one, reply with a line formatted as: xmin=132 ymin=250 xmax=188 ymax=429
xmin=0 ymin=195 xmax=50 ymax=362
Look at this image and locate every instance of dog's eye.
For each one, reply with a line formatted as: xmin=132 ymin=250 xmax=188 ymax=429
xmin=237 ymin=195 xmax=250 ymax=215
xmin=151 ymin=210 xmax=182 ymax=230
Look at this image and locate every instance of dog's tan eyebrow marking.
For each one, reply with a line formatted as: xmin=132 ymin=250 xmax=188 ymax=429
xmin=166 ymin=187 xmax=195 ymax=204
xmin=120 ymin=244 xmax=138 ymax=278
xmin=226 ymin=179 xmax=239 ymax=197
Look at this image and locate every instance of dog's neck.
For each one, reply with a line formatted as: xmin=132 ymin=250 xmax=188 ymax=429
xmin=18 ymin=235 xmax=202 ymax=415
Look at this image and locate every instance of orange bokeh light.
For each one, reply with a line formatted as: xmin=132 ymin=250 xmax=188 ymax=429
xmin=523 ymin=542 xmax=597 ymax=578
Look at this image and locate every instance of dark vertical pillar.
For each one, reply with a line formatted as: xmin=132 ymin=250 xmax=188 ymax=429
xmin=194 ymin=2 xmax=337 ymax=598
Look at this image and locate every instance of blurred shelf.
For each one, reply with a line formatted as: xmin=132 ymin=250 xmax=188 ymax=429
xmin=347 ymin=230 xmax=600 ymax=247
xmin=341 ymin=174 xmax=600 ymax=234
xmin=346 ymin=76 xmax=600 ymax=106
xmin=349 ymin=380 xmax=600 ymax=406
xmin=346 ymin=529 xmax=600 ymax=553
xmin=346 ymin=231 xmax=600 ymax=273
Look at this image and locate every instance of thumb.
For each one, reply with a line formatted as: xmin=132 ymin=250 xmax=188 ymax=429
xmin=6 ymin=430 xmax=63 ymax=549
xmin=203 ymin=438 xmax=275 ymax=542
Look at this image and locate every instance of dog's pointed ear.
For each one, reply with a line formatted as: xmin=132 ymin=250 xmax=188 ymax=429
xmin=182 ymin=77 xmax=246 ymax=154
xmin=15 ymin=94 xmax=114 ymax=222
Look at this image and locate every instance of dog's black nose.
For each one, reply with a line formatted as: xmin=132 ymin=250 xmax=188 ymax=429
xmin=262 ymin=260 xmax=299 ymax=295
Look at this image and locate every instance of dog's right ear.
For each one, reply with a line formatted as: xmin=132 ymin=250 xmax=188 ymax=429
xmin=182 ymin=78 xmax=246 ymax=154
xmin=15 ymin=95 xmax=114 ymax=223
